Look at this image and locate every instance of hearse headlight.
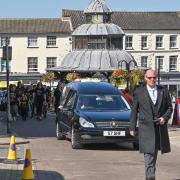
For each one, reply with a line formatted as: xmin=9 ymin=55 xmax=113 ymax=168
xmin=79 ymin=117 xmax=94 ymax=128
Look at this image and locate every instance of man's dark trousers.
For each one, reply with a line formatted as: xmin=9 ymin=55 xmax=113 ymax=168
xmin=144 ymin=125 xmax=160 ymax=179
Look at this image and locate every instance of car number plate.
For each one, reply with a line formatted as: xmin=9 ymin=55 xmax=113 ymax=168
xmin=103 ymin=131 xmax=125 ymax=136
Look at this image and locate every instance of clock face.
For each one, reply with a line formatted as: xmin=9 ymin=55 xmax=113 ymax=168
xmin=92 ymin=15 xmax=103 ymax=24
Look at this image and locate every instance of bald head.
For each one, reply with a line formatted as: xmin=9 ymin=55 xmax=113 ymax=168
xmin=145 ymin=69 xmax=157 ymax=88
xmin=145 ymin=69 xmax=157 ymax=78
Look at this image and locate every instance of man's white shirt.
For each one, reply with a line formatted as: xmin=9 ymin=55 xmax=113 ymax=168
xmin=147 ymin=85 xmax=157 ymax=104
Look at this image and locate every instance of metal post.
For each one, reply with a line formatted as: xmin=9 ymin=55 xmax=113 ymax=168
xmin=5 ymin=37 xmax=10 ymax=133
xmin=126 ymin=63 xmax=129 ymax=90
xmin=157 ymin=58 xmax=160 ymax=85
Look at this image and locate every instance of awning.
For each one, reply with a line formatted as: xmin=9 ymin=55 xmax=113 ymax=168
xmin=0 ymin=81 xmax=18 ymax=88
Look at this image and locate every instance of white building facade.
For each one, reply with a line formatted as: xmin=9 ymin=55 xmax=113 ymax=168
xmin=0 ymin=18 xmax=72 ymax=84
xmin=125 ymin=31 xmax=180 ymax=98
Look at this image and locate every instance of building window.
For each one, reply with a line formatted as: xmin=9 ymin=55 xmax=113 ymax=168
xmin=125 ymin=36 xmax=133 ymax=49
xmin=170 ymin=35 xmax=177 ymax=49
xmin=28 ymin=36 xmax=38 ymax=47
xmin=141 ymin=36 xmax=148 ymax=49
xmin=47 ymin=57 xmax=57 ymax=68
xmin=86 ymin=15 xmax=92 ymax=23
xmin=87 ymin=37 xmax=106 ymax=49
xmin=156 ymin=36 xmax=163 ymax=49
xmin=75 ymin=37 xmax=88 ymax=49
xmin=155 ymin=56 xmax=164 ymax=71
xmin=169 ymin=56 xmax=177 ymax=71
xmin=103 ymin=14 xmax=111 ymax=23
xmin=0 ymin=59 xmax=11 ymax=72
xmin=47 ymin=36 xmax=56 ymax=47
xmin=0 ymin=37 xmax=9 ymax=47
xmin=141 ymin=56 xmax=148 ymax=68
xmin=28 ymin=57 xmax=38 ymax=72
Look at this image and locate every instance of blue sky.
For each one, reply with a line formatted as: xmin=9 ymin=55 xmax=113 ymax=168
xmin=0 ymin=0 xmax=180 ymax=18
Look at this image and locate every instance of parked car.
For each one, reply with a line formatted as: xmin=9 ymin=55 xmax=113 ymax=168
xmin=56 ymin=81 xmax=138 ymax=149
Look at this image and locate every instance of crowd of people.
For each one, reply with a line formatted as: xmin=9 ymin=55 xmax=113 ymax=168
xmin=9 ymin=81 xmax=62 ymax=121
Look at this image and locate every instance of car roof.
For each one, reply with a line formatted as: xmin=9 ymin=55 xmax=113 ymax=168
xmin=67 ymin=81 xmax=122 ymax=95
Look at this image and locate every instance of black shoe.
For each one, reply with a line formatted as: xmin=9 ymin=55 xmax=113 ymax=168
xmin=146 ymin=177 xmax=155 ymax=180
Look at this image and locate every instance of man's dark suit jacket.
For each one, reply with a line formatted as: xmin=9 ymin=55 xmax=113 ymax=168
xmin=130 ymin=85 xmax=173 ymax=154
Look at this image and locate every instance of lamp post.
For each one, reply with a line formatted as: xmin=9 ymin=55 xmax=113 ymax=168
xmin=118 ymin=59 xmax=137 ymax=90
xmin=3 ymin=37 xmax=10 ymax=133
xmin=157 ymin=58 xmax=160 ymax=85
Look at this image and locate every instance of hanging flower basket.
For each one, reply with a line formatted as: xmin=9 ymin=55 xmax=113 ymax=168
xmin=111 ymin=68 xmax=145 ymax=89
xmin=130 ymin=69 xmax=145 ymax=88
xmin=41 ymin=72 xmax=55 ymax=83
xmin=111 ymin=69 xmax=128 ymax=88
xmin=66 ymin=72 xmax=80 ymax=82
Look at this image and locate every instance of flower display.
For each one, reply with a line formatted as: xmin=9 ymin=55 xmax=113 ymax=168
xmin=111 ymin=69 xmax=128 ymax=87
xmin=66 ymin=72 xmax=80 ymax=82
xmin=41 ymin=72 xmax=55 ymax=83
xmin=130 ymin=69 xmax=145 ymax=88
xmin=111 ymin=68 xmax=145 ymax=89
xmin=112 ymin=69 xmax=128 ymax=79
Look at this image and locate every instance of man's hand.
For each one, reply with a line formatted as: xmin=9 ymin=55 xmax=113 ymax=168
xmin=159 ymin=117 xmax=166 ymax=125
xmin=130 ymin=130 xmax=136 ymax=137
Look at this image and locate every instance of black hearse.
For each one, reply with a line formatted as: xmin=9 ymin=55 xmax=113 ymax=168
xmin=56 ymin=81 xmax=138 ymax=149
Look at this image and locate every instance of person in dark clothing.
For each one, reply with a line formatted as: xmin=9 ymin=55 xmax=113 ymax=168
xmin=33 ymin=82 xmax=46 ymax=120
xmin=42 ymin=85 xmax=51 ymax=117
xmin=10 ymin=84 xmax=18 ymax=121
xmin=19 ymin=93 xmax=28 ymax=121
xmin=29 ymin=84 xmax=36 ymax=118
xmin=53 ymin=82 xmax=62 ymax=113
xmin=16 ymin=81 xmax=25 ymax=116
xmin=129 ymin=69 xmax=173 ymax=180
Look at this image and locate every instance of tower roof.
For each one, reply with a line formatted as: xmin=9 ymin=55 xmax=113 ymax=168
xmin=72 ymin=23 xmax=124 ymax=36
xmin=84 ymin=0 xmax=112 ymax=14
xmin=48 ymin=50 xmax=135 ymax=72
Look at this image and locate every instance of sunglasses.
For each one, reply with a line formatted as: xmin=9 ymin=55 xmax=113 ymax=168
xmin=146 ymin=76 xmax=157 ymax=80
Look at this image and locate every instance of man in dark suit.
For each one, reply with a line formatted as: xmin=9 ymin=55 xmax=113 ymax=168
xmin=130 ymin=69 xmax=173 ymax=180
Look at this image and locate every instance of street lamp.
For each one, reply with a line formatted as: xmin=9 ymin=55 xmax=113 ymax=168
xmin=157 ymin=59 xmax=160 ymax=85
xmin=3 ymin=37 xmax=11 ymax=133
xmin=118 ymin=59 xmax=137 ymax=90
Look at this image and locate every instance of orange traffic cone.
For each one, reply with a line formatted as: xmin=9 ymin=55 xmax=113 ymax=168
xmin=7 ymin=135 xmax=17 ymax=160
xmin=22 ymin=148 xmax=34 ymax=180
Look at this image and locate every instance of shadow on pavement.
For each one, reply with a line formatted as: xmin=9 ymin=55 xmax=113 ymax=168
xmin=0 ymin=169 xmax=65 ymax=180
xmin=9 ymin=113 xmax=56 ymax=138
xmin=80 ymin=143 xmax=136 ymax=151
